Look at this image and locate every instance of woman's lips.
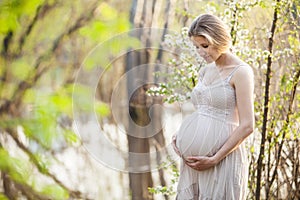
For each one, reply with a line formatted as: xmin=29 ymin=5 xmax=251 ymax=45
xmin=203 ymin=55 xmax=210 ymax=60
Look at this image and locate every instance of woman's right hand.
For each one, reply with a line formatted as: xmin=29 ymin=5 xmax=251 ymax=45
xmin=172 ymin=135 xmax=181 ymax=157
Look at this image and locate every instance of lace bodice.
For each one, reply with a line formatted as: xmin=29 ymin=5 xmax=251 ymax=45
xmin=176 ymin=64 xmax=249 ymax=200
xmin=190 ymin=66 xmax=241 ymax=124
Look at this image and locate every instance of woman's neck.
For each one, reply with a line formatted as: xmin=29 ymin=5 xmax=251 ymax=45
xmin=215 ymin=52 xmax=230 ymax=67
xmin=215 ymin=52 xmax=240 ymax=69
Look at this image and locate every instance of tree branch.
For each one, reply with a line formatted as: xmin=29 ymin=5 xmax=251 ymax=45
xmin=18 ymin=1 xmax=57 ymax=55
xmin=4 ymin=127 xmax=84 ymax=199
xmin=269 ymin=62 xmax=300 ymax=189
xmin=1 ymin=31 xmax=13 ymax=57
xmin=0 ymin=2 xmax=98 ymax=116
xmin=2 ymin=172 xmax=16 ymax=200
xmin=255 ymin=0 xmax=281 ymax=198
xmin=13 ymin=175 xmax=50 ymax=200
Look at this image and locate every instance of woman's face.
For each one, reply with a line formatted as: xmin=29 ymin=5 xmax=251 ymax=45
xmin=190 ymin=36 xmax=221 ymax=63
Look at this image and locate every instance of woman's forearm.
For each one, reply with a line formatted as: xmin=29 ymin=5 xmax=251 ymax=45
xmin=213 ymin=123 xmax=253 ymax=163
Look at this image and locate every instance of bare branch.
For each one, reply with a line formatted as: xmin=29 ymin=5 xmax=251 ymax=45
xmin=0 ymin=2 xmax=98 ymax=116
xmin=2 ymin=172 xmax=16 ymax=200
xmin=18 ymin=1 xmax=58 ymax=54
xmin=4 ymin=127 xmax=85 ymax=199
xmin=255 ymin=0 xmax=281 ymax=198
xmin=269 ymin=61 xmax=300 ymax=188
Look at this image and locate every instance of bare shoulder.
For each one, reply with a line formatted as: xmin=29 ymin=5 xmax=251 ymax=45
xmin=235 ymin=64 xmax=254 ymax=80
xmin=231 ymin=64 xmax=254 ymax=89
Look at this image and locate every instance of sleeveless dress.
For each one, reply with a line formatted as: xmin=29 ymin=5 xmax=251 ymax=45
xmin=176 ymin=64 xmax=249 ymax=200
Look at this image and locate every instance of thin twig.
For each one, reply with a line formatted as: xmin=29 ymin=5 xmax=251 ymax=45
xmin=255 ymin=0 xmax=281 ymax=198
xmin=0 ymin=1 xmax=98 ymax=116
xmin=5 ymin=127 xmax=84 ymax=199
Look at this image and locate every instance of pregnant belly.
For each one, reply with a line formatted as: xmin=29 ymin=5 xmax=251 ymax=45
xmin=176 ymin=113 xmax=230 ymax=159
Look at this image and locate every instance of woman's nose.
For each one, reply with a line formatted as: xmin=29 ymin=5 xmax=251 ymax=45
xmin=197 ymin=48 xmax=206 ymax=57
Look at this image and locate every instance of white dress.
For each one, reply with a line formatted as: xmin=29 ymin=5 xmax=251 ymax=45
xmin=176 ymin=64 xmax=248 ymax=200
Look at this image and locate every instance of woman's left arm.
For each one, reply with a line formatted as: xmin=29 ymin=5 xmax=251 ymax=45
xmin=186 ymin=65 xmax=254 ymax=171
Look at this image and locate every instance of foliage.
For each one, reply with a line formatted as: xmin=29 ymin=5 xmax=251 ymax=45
xmin=148 ymin=158 xmax=179 ymax=197
xmin=147 ymin=27 xmax=204 ymax=103
xmin=0 ymin=0 xmax=132 ymax=199
xmin=0 ymin=0 xmax=44 ymax=34
xmin=148 ymin=0 xmax=300 ymax=199
xmin=0 ymin=0 xmax=299 ymax=199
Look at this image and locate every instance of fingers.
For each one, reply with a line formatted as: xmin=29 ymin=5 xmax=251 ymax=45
xmin=184 ymin=156 xmax=216 ymax=171
xmin=185 ymin=161 xmax=213 ymax=171
xmin=171 ymin=135 xmax=176 ymax=144
xmin=171 ymin=135 xmax=181 ymax=157
xmin=185 ymin=161 xmax=202 ymax=171
xmin=185 ymin=156 xmax=200 ymax=161
xmin=185 ymin=161 xmax=197 ymax=167
xmin=172 ymin=144 xmax=181 ymax=157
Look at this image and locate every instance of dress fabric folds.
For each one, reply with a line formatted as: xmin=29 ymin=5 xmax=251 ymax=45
xmin=176 ymin=65 xmax=249 ymax=200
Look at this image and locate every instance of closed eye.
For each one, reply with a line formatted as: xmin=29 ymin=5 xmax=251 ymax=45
xmin=194 ymin=44 xmax=209 ymax=49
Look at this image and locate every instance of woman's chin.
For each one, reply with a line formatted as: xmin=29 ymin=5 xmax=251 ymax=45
xmin=203 ymin=58 xmax=214 ymax=63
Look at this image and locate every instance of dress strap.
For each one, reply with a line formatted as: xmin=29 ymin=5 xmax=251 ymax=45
xmin=225 ymin=65 xmax=243 ymax=81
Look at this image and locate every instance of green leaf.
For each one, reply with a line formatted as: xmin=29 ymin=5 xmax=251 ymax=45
xmin=23 ymin=89 xmax=37 ymax=103
xmin=0 ymin=12 xmax=18 ymax=33
xmin=72 ymin=83 xmax=94 ymax=112
xmin=0 ymin=193 xmax=9 ymax=200
xmin=0 ymin=0 xmax=44 ymax=34
xmin=99 ymin=2 xmax=118 ymax=21
xmin=64 ymin=129 xmax=79 ymax=145
xmin=50 ymin=94 xmax=72 ymax=116
xmin=250 ymin=146 xmax=255 ymax=153
xmin=39 ymin=184 xmax=69 ymax=200
xmin=95 ymin=101 xmax=110 ymax=117
xmin=10 ymin=58 xmax=32 ymax=80
xmin=0 ymin=149 xmax=10 ymax=170
xmin=0 ymin=148 xmax=31 ymax=184
xmin=20 ymin=0 xmax=45 ymax=15
xmin=79 ymin=3 xmax=131 ymax=42
xmin=34 ymin=153 xmax=50 ymax=173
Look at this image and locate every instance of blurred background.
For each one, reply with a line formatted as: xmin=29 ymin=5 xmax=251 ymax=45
xmin=0 ymin=0 xmax=299 ymax=199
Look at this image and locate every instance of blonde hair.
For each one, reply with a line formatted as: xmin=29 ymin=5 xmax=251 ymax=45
xmin=188 ymin=14 xmax=232 ymax=53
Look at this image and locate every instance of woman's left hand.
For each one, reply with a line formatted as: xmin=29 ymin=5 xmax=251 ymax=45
xmin=184 ymin=155 xmax=219 ymax=171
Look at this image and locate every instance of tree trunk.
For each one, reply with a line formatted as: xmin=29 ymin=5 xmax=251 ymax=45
xmin=126 ymin=50 xmax=153 ymax=199
xmin=126 ymin=0 xmax=170 ymax=199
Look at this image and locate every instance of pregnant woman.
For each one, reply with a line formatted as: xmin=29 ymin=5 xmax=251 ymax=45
xmin=172 ymin=14 xmax=254 ymax=199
